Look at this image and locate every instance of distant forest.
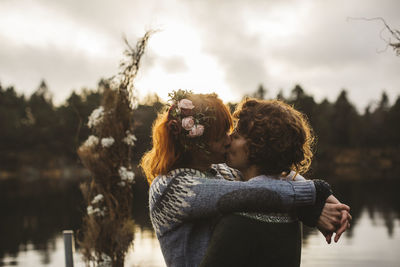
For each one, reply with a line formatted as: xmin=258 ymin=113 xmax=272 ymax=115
xmin=1 ymin=79 xmax=399 ymax=178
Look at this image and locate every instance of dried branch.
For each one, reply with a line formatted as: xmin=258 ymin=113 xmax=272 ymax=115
xmin=347 ymin=16 xmax=400 ymax=56
xmin=77 ymin=31 xmax=154 ymax=267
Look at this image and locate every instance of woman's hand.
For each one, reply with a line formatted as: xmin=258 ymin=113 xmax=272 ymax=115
xmin=316 ymin=195 xmax=352 ymax=244
xmin=327 ymin=195 xmax=352 ymax=243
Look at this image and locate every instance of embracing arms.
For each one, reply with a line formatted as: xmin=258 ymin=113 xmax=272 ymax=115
xmin=149 ymin=171 xmax=337 ymax=235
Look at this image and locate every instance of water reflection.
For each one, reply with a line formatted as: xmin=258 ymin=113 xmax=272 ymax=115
xmin=0 ymin=177 xmax=83 ymax=266
xmin=126 ymin=227 xmax=165 ymax=267
xmin=302 ymin=209 xmax=400 ymax=267
xmin=0 ymin=228 xmax=165 ymax=267
xmin=1 ymin=176 xmax=400 ymax=266
xmin=1 ymin=209 xmax=399 ymax=267
xmin=328 ymin=179 xmax=400 ymax=238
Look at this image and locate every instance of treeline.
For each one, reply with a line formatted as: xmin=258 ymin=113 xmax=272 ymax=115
xmin=1 ymin=80 xmax=399 ymax=175
xmin=0 ymin=80 xmax=163 ymax=172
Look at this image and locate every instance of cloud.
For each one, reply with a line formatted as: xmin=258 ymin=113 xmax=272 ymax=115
xmin=181 ymin=0 xmax=400 ymax=108
xmin=181 ymin=0 xmax=274 ymax=96
xmin=270 ymin=1 xmax=399 ymax=68
xmin=0 ymin=34 xmax=118 ymax=103
xmin=161 ymin=56 xmax=188 ymax=73
xmin=1 ymin=0 xmax=399 ymax=110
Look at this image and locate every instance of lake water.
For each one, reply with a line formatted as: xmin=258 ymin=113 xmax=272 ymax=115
xmin=1 ymin=177 xmax=399 ymax=266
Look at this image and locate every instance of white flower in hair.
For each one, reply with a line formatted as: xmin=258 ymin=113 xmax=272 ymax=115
xmin=188 ymin=124 xmax=204 ymax=138
xmin=178 ymin=99 xmax=195 ymax=110
xmin=101 ymin=137 xmax=115 ymax=148
xmin=182 ymin=116 xmax=195 ymax=131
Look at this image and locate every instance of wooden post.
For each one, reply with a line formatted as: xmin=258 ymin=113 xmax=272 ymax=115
xmin=63 ymin=230 xmax=74 ymax=267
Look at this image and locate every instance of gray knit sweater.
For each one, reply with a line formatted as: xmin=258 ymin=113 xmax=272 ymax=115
xmin=148 ymin=164 xmax=316 ymax=267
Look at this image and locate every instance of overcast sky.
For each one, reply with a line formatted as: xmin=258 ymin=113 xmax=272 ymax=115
xmin=1 ymin=0 xmax=399 ymax=111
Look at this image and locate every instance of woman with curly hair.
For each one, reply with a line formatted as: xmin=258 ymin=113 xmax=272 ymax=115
xmin=140 ymin=91 xmax=350 ymax=267
xmin=200 ymin=98 xmax=349 ymax=267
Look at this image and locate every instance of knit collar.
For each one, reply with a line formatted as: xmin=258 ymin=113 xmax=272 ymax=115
xmin=167 ymin=167 xmax=218 ymax=179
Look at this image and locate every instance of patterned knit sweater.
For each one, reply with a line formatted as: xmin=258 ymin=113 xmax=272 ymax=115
xmin=148 ymin=164 xmax=316 ymax=267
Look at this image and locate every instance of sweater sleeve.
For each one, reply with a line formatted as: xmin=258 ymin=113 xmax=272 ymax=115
xmin=149 ymin=171 xmax=315 ymax=235
xmin=298 ymin=179 xmax=333 ymax=227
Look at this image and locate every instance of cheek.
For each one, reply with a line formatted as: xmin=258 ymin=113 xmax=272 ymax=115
xmin=239 ymin=142 xmax=249 ymax=159
xmin=243 ymin=142 xmax=249 ymax=155
xmin=210 ymin=143 xmax=221 ymax=152
xmin=229 ymin=144 xmax=241 ymax=159
xmin=236 ymin=139 xmax=246 ymax=153
xmin=209 ymin=141 xmax=225 ymax=156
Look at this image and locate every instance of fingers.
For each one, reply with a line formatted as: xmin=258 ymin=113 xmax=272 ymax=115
xmin=340 ymin=210 xmax=349 ymax=224
xmin=334 ymin=221 xmax=347 ymax=242
xmin=327 ymin=203 xmax=350 ymax=217
xmin=347 ymin=212 xmax=353 ymax=222
xmin=326 ymin=195 xmax=351 ymax=212
xmin=340 ymin=211 xmax=352 ymax=228
xmin=325 ymin=233 xmax=332 ymax=244
xmin=326 ymin=204 xmax=347 ymax=225
xmin=325 ymin=203 xmax=344 ymax=216
xmin=331 ymin=216 xmax=342 ymax=228
xmin=320 ymin=195 xmax=352 ymax=244
xmin=326 ymin=195 xmax=339 ymax=204
xmin=334 ymin=211 xmax=352 ymax=243
xmin=336 ymin=203 xmax=350 ymax=212
xmin=318 ymin=227 xmax=332 ymax=244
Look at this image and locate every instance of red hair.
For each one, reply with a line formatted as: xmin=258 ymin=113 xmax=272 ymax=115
xmin=140 ymin=93 xmax=232 ymax=184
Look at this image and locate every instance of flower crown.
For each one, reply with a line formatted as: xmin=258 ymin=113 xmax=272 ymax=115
xmin=167 ymin=89 xmax=213 ymax=152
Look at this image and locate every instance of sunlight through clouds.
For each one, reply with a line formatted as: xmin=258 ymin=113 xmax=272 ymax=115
xmin=135 ymin=24 xmax=232 ymax=102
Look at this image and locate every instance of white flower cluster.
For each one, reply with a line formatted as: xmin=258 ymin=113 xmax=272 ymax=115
xmin=87 ymin=194 xmax=106 ymax=216
xmin=122 ymin=131 xmax=137 ymax=146
xmin=118 ymin=166 xmax=135 ymax=187
xmin=83 ymin=135 xmax=99 ymax=147
xmin=101 ymin=137 xmax=115 ymax=148
xmin=98 ymin=253 xmax=112 ymax=267
xmin=91 ymin=194 xmax=104 ymax=204
xmin=87 ymin=205 xmax=107 ymax=217
xmin=88 ymin=106 xmax=104 ymax=128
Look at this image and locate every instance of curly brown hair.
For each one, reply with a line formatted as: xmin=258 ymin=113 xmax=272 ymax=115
xmin=233 ymin=98 xmax=315 ymax=176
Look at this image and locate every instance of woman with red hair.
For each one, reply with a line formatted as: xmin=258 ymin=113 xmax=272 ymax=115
xmin=140 ymin=90 xmax=349 ymax=267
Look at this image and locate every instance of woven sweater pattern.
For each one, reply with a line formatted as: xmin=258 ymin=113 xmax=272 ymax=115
xmin=149 ymin=164 xmax=316 ymax=267
xmin=150 ymin=169 xmax=203 ymax=234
